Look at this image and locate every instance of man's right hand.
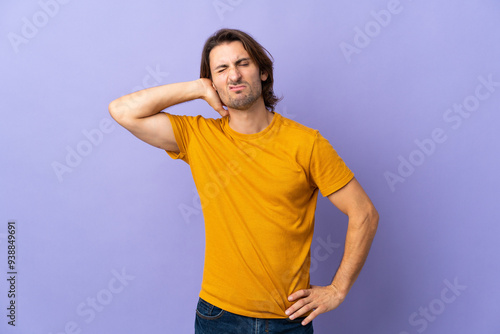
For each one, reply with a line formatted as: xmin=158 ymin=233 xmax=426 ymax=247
xmin=198 ymin=78 xmax=228 ymax=117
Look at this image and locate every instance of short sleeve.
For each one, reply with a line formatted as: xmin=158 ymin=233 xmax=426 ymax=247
xmin=165 ymin=113 xmax=194 ymax=164
xmin=309 ymin=131 xmax=354 ymax=197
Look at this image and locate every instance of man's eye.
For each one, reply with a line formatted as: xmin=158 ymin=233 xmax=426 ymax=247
xmin=240 ymin=63 xmax=249 ymax=66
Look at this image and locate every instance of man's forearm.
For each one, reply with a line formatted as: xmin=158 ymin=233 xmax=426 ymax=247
xmin=330 ymin=210 xmax=379 ymax=298
xmin=109 ymin=80 xmax=204 ymax=121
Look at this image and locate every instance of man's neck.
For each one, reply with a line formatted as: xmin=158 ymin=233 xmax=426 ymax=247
xmin=227 ymin=100 xmax=274 ymax=135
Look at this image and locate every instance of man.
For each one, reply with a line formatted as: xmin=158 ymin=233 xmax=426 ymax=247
xmin=109 ymin=29 xmax=378 ymax=333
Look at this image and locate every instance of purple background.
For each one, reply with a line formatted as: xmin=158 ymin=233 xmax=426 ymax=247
xmin=1 ymin=0 xmax=499 ymax=333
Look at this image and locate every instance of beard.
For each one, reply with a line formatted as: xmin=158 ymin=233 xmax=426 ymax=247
xmin=222 ymin=81 xmax=262 ymax=111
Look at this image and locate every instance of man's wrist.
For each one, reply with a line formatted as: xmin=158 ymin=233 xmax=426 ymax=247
xmin=195 ymin=78 xmax=210 ymax=100
xmin=329 ymin=282 xmax=349 ymax=300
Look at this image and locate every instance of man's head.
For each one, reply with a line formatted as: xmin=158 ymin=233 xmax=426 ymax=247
xmin=200 ymin=29 xmax=280 ymax=111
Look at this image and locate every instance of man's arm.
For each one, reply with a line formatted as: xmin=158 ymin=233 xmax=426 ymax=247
xmin=108 ymin=78 xmax=227 ymax=151
xmin=286 ymin=177 xmax=379 ymax=325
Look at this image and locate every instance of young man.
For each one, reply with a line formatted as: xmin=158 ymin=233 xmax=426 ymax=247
xmin=109 ymin=29 xmax=378 ymax=333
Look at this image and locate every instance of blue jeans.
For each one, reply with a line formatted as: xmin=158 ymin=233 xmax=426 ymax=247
xmin=195 ymin=298 xmax=314 ymax=333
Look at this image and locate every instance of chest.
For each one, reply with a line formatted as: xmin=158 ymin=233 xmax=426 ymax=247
xmin=190 ymin=136 xmax=313 ymax=206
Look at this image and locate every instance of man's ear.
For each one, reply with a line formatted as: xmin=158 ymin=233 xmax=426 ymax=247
xmin=260 ymin=70 xmax=268 ymax=82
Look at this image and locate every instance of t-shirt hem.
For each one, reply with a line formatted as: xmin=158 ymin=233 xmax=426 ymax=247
xmin=199 ymin=290 xmax=289 ymax=319
xmin=321 ymin=172 xmax=355 ymax=197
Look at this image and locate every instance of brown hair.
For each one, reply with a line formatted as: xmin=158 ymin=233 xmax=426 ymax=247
xmin=200 ymin=28 xmax=281 ymax=111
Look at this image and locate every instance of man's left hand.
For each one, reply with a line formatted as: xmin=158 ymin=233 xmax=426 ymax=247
xmin=285 ymin=284 xmax=345 ymax=326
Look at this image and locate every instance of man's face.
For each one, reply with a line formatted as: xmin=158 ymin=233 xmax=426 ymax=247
xmin=209 ymin=41 xmax=268 ymax=111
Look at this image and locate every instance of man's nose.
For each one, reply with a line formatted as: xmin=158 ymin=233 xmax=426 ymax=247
xmin=228 ymin=66 xmax=242 ymax=82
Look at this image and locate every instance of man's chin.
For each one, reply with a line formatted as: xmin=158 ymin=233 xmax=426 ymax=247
xmin=227 ymin=103 xmax=254 ymax=111
xmin=226 ymin=96 xmax=260 ymax=111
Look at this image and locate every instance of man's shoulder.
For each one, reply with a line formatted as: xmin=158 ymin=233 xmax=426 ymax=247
xmin=278 ymin=114 xmax=319 ymax=139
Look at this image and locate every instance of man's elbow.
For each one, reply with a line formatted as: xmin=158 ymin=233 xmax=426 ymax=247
xmin=108 ymin=99 xmax=122 ymax=121
xmin=353 ymin=204 xmax=378 ymax=234
xmin=365 ymin=205 xmax=379 ymax=234
xmin=108 ymin=99 xmax=131 ymax=125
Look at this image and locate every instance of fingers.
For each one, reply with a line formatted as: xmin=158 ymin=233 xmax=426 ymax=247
xmin=207 ymin=98 xmax=226 ymax=117
xmin=285 ymin=289 xmax=312 ymax=319
xmin=219 ymin=101 xmax=228 ymax=116
xmin=210 ymin=95 xmax=227 ymax=116
xmin=285 ymin=285 xmax=343 ymax=326
xmin=288 ymin=288 xmax=310 ymax=302
xmin=301 ymin=308 xmax=321 ymax=326
xmin=285 ymin=286 xmax=334 ymax=324
xmin=217 ymin=107 xmax=228 ymax=117
xmin=285 ymin=299 xmax=304 ymax=317
xmin=286 ymin=299 xmax=314 ymax=320
xmin=199 ymin=79 xmax=226 ymax=116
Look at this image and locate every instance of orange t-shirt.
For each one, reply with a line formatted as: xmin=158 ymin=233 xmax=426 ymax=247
xmin=166 ymin=111 xmax=354 ymax=318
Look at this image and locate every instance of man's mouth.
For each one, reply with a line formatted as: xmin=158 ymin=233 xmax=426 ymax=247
xmin=229 ymin=85 xmax=246 ymax=91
